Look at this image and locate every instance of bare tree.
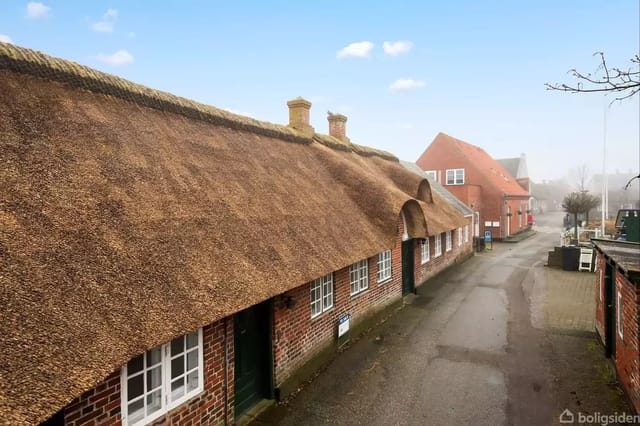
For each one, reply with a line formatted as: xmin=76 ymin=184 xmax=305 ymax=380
xmin=563 ymin=192 xmax=587 ymax=240
xmin=582 ymin=193 xmax=601 ymax=225
xmin=569 ymin=164 xmax=592 ymax=192
xmin=546 ymin=52 xmax=640 ymax=102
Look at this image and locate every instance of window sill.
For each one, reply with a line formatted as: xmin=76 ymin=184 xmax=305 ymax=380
xmin=421 ymin=259 xmax=429 ymax=265
xmin=311 ymin=306 xmax=334 ymax=320
xmin=350 ymin=288 xmax=369 ymax=298
xmin=377 ymin=277 xmax=392 ymax=285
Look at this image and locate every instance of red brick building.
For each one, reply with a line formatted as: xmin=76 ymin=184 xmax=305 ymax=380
xmin=416 ymin=132 xmax=531 ymax=240
xmin=593 ymin=239 xmax=640 ymax=412
xmin=0 ymin=45 xmax=473 ymax=426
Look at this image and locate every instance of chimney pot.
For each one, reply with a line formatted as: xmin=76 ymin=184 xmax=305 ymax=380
xmin=327 ymin=112 xmax=349 ymax=142
xmin=287 ymin=97 xmax=314 ymax=135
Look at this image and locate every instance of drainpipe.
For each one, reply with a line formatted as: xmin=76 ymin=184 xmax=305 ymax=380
xmin=223 ymin=316 xmax=229 ymax=426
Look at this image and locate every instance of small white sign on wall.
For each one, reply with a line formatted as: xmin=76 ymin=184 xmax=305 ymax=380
xmin=484 ymin=221 xmax=492 ymax=227
xmin=492 ymin=221 xmax=500 ymax=227
xmin=338 ymin=314 xmax=350 ymax=337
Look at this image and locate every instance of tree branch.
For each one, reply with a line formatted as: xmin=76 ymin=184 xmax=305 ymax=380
xmin=546 ymin=53 xmax=640 ymax=103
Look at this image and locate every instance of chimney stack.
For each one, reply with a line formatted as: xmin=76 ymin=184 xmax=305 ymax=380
xmin=327 ymin=112 xmax=349 ymax=142
xmin=287 ymin=97 xmax=314 ymax=135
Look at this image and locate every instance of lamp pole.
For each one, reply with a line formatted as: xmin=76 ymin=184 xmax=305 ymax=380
xmin=601 ymin=99 xmax=608 ymax=236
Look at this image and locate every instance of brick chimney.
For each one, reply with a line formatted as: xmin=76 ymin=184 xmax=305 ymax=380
xmin=287 ymin=97 xmax=314 ymax=135
xmin=327 ymin=112 xmax=349 ymax=142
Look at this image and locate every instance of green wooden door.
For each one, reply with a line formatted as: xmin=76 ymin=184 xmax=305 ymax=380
xmin=402 ymin=239 xmax=415 ymax=296
xmin=234 ymin=301 xmax=271 ymax=416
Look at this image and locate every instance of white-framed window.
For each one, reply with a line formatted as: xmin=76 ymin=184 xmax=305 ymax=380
xmin=434 ymin=235 xmax=442 ymax=257
xmin=421 ymin=238 xmax=430 ymax=264
xmin=350 ymin=259 xmax=369 ymax=295
xmin=464 ymin=224 xmax=469 ymax=243
xmin=618 ymin=291 xmax=623 ymax=338
xmin=445 ymin=231 xmax=452 ymax=252
xmin=457 ymin=228 xmax=463 ymax=247
xmin=425 ymin=170 xmax=437 ymax=181
xmin=310 ymin=273 xmax=334 ymax=318
xmin=446 ymin=168 xmax=464 ymax=185
xmin=121 ymin=329 xmax=204 ymax=426
xmin=377 ymin=250 xmax=392 ymax=282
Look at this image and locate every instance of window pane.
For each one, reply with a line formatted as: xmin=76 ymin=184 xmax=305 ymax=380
xmin=171 ymin=336 xmax=184 ymax=355
xmin=171 ymin=355 xmax=185 ymax=378
xmin=127 ymin=374 xmax=144 ymax=400
xmin=187 ymin=349 xmax=198 ymax=371
xmin=146 ymin=348 xmax=161 ymax=366
xmin=186 ymin=332 xmax=198 ymax=349
xmin=146 ymin=389 xmax=162 ymax=416
xmin=171 ymin=378 xmax=185 ymax=401
xmin=147 ymin=365 xmax=162 ymax=391
xmin=186 ymin=370 xmax=199 ymax=393
xmin=127 ymin=354 xmax=143 ymax=375
xmin=127 ymin=398 xmax=145 ymax=425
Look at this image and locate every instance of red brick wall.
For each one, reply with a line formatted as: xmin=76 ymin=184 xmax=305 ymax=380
xmin=416 ymin=139 xmax=529 ymax=239
xmin=63 ymin=320 xmax=234 ymax=426
xmin=614 ymin=270 xmax=640 ymax=412
xmin=414 ymin=218 xmax=473 ymax=285
xmin=272 ymin=217 xmax=405 ymax=386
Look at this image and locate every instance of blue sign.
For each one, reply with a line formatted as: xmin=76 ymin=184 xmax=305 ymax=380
xmin=484 ymin=230 xmax=492 ymax=242
xmin=338 ymin=314 xmax=350 ymax=337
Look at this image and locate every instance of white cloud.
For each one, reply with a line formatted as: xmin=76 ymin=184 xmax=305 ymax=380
xmin=104 ymin=8 xmax=118 ymax=19
xmin=383 ymin=40 xmax=413 ymax=56
xmin=26 ymin=2 xmax=51 ymax=19
xmin=337 ymin=41 xmax=374 ymax=59
xmin=389 ymin=78 xmax=425 ymax=93
xmin=96 ymin=49 xmax=134 ymax=66
xmin=0 ymin=34 xmax=13 ymax=44
xmin=91 ymin=8 xmax=118 ymax=33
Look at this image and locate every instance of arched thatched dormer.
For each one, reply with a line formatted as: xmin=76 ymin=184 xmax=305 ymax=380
xmin=400 ymin=199 xmax=428 ymax=241
xmin=417 ymin=179 xmax=433 ymax=204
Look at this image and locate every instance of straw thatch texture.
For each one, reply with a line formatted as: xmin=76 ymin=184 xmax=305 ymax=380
xmin=0 ymin=45 xmax=466 ymax=424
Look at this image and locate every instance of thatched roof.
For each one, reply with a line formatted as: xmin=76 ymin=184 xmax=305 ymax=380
xmin=0 ymin=44 xmax=466 ymax=424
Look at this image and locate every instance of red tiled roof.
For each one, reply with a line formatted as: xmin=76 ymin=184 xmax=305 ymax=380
xmin=437 ymin=132 xmax=529 ymax=196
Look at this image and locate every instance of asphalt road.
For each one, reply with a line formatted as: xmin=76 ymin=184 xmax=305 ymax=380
xmin=256 ymin=212 xmax=619 ymax=425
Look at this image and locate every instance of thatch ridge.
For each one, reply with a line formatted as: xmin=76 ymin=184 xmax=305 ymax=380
xmin=0 ymin=43 xmax=310 ymax=142
xmin=0 ymin=43 xmax=400 ymax=163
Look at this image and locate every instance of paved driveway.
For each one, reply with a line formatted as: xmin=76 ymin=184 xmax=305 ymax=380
xmin=256 ymin=212 xmax=631 ymax=425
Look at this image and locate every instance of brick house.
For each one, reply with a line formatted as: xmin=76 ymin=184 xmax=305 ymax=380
xmin=416 ymin=132 xmax=531 ymax=240
xmin=0 ymin=45 xmax=472 ymax=426
xmin=593 ymin=239 xmax=640 ymax=412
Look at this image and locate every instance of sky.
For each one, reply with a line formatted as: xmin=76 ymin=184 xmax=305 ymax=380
xmin=1 ymin=1 xmax=638 ymax=183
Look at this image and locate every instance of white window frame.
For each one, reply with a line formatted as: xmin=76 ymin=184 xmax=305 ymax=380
xmin=617 ymin=291 xmax=623 ymax=338
xmin=377 ymin=250 xmax=392 ymax=283
xmin=350 ymin=259 xmax=369 ymax=295
xmin=425 ymin=170 xmax=437 ymax=181
xmin=310 ymin=273 xmax=334 ymax=318
xmin=446 ymin=168 xmax=464 ymax=185
xmin=121 ymin=329 xmax=204 ymax=426
xmin=434 ymin=235 xmax=442 ymax=258
xmin=457 ymin=228 xmax=463 ymax=247
xmin=421 ymin=238 xmax=430 ymax=264
xmin=445 ymin=231 xmax=452 ymax=252
xmin=464 ymin=224 xmax=469 ymax=243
